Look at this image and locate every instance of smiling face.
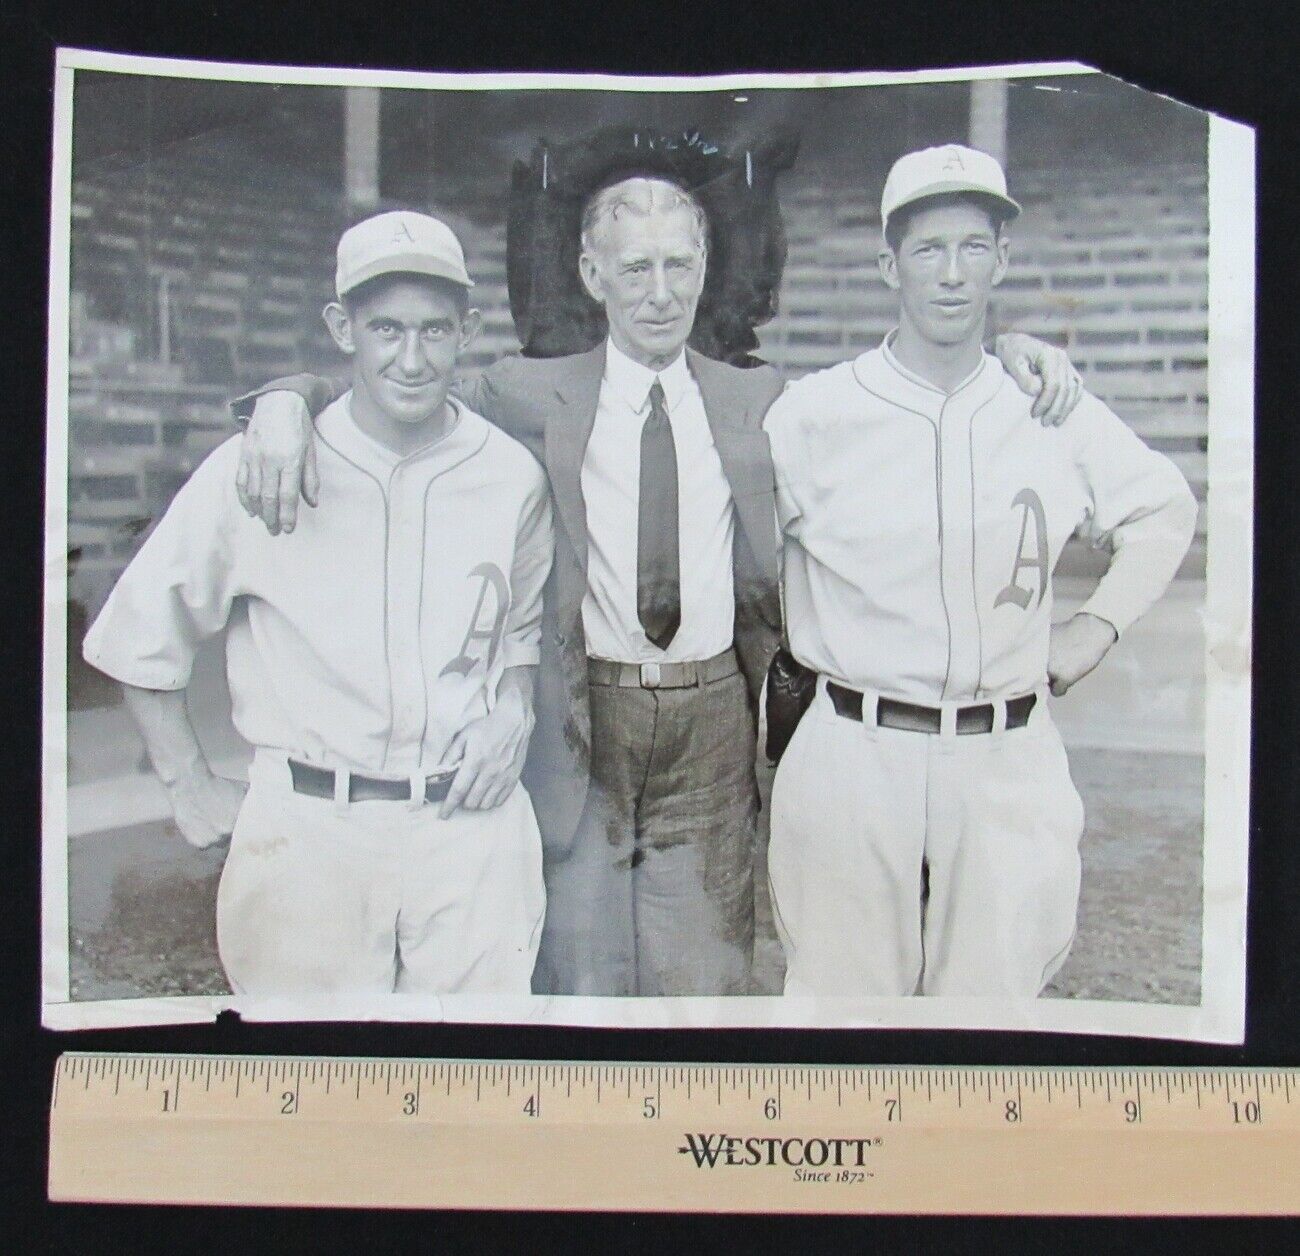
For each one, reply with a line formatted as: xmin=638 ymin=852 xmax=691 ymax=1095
xmin=578 ymin=180 xmax=707 ymax=369
xmin=323 ymin=274 xmax=479 ymax=439
xmin=879 ymin=197 xmax=1010 ymax=348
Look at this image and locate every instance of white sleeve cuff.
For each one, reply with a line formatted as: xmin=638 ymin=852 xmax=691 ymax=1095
xmin=81 ymin=642 xmax=192 ymax=692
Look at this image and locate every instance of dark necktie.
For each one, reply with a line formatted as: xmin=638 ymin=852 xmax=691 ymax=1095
xmin=637 ymin=379 xmax=681 ymax=650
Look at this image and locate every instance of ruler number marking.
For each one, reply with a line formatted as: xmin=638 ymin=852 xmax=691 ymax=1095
xmin=51 ymin=1059 xmax=1300 ymax=1153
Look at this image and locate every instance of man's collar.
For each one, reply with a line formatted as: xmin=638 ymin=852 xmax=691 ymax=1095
xmin=317 ymin=391 xmax=465 ymax=474
xmin=880 ymin=330 xmax=988 ymax=398
xmin=850 ymin=335 xmax=1002 ymax=418
xmin=602 ymin=337 xmax=692 ymax=412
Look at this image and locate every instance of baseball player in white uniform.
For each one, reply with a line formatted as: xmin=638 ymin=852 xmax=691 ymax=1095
xmin=764 ymin=146 xmax=1198 ymax=997
xmin=83 ymin=211 xmax=552 ymax=997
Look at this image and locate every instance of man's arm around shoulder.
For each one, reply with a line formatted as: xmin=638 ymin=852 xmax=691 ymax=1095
xmin=460 ymin=354 xmax=553 ymax=450
xmin=232 ymin=378 xmax=331 ymax=535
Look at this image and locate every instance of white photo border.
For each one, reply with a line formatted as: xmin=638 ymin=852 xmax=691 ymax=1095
xmin=42 ymin=49 xmax=1254 ymax=1041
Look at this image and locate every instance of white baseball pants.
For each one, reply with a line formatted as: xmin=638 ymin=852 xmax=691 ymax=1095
xmin=768 ymin=681 xmax=1084 ymax=998
xmin=215 ymin=752 xmax=546 ymax=997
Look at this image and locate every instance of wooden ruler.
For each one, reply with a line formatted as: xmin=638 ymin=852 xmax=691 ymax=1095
xmin=48 ymin=1055 xmax=1300 ymax=1214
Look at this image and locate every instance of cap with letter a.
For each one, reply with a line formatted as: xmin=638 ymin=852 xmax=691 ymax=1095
xmin=880 ymin=144 xmax=1022 ymax=234
xmin=335 ymin=210 xmax=474 ymax=299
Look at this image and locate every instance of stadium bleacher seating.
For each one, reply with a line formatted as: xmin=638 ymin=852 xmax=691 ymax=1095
xmin=65 ymin=154 xmax=1208 ymax=650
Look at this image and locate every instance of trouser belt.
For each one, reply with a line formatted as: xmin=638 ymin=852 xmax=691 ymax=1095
xmin=825 ymin=682 xmax=1037 ymax=735
xmin=288 ymin=759 xmax=454 ymax=804
xmin=587 ymin=647 xmax=740 ymax=690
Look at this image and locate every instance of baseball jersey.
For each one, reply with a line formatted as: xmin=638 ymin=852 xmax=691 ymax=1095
xmin=765 ymin=340 xmax=1198 ymax=703
xmin=84 ymin=394 xmax=553 ymax=776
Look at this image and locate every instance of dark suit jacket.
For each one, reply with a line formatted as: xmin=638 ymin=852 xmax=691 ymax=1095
xmin=240 ymin=345 xmax=784 ymax=853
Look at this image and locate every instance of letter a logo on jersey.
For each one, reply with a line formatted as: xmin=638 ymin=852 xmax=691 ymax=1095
xmin=441 ymin=563 xmax=510 ymax=678
xmin=995 ymin=488 xmax=1050 ymax=610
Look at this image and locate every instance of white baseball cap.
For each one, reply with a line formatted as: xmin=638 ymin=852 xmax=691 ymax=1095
xmin=335 ymin=210 xmax=474 ymax=299
xmin=880 ymin=144 xmax=1021 ymax=235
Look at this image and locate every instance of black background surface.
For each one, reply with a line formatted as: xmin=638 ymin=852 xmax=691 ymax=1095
xmin=3 ymin=1 xmax=1296 ymax=1250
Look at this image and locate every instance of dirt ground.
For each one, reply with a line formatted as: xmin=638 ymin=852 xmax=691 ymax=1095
xmin=66 ymin=747 xmax=1202 ymax=1006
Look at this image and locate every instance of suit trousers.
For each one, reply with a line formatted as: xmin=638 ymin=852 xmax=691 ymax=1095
xmin=532 ymin=667 xmax=758 ymax=996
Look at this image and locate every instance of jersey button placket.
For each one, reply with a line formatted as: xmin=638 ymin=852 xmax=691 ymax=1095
xmin=937 ymin=393 xmax=981 ymax=702
xmin=384 ymin=464 xmax=429 ymax=775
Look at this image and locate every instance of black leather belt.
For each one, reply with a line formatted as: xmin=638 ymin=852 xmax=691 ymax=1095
xmin=289 ymin=759 xmax=454 ymax=804
xmin=826 ymin=682 xmax=1037 ymax=735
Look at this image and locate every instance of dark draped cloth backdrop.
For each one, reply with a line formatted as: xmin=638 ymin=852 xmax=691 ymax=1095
xmin=506 ymin=126 xmax=799 ymax=367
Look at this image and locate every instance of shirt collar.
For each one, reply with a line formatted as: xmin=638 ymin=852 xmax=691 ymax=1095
xmin=602 ymin=337 xmax=692 ymax=414
xmin=317 ymin=391 xmax=465 ymax=477
xmin=880 ymin=330 xmax=988 ymax=398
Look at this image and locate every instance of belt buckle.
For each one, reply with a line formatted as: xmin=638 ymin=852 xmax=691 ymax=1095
xmin=640 ymin=661 xmax=662 ymax=688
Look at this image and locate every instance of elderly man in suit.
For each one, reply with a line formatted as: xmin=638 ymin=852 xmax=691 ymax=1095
xmin=231 ymin=174 xmax=1079 ymax=997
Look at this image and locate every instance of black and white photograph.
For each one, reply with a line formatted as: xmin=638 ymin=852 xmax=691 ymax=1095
xmin=41 ymin=51 xmax=1253 ymax=1039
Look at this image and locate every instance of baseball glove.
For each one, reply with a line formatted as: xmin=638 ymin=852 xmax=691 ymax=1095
xmin=765 ymin=644 xmax=816 ymax=766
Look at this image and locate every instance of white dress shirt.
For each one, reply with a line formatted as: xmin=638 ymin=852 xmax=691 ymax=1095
xmin=85 ymin=395 xmax=553 ymax=776
xmin=765 ymin=340 xmax=1197 ymax=703
xmin=580 ymin=339 xmax=736 ymax=663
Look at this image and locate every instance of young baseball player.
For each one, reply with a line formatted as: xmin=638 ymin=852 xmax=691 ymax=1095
xmin=83 ymin=211 xmax=553 ymax=998
xmin=763 ymin=146 xmax=1198 ymax=998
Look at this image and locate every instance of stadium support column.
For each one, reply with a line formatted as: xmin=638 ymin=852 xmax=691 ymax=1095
xmin=968 ymin=79 xmax=1009 ymax=166
xmin=344 ymin=87 xmax=381 ymax=211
